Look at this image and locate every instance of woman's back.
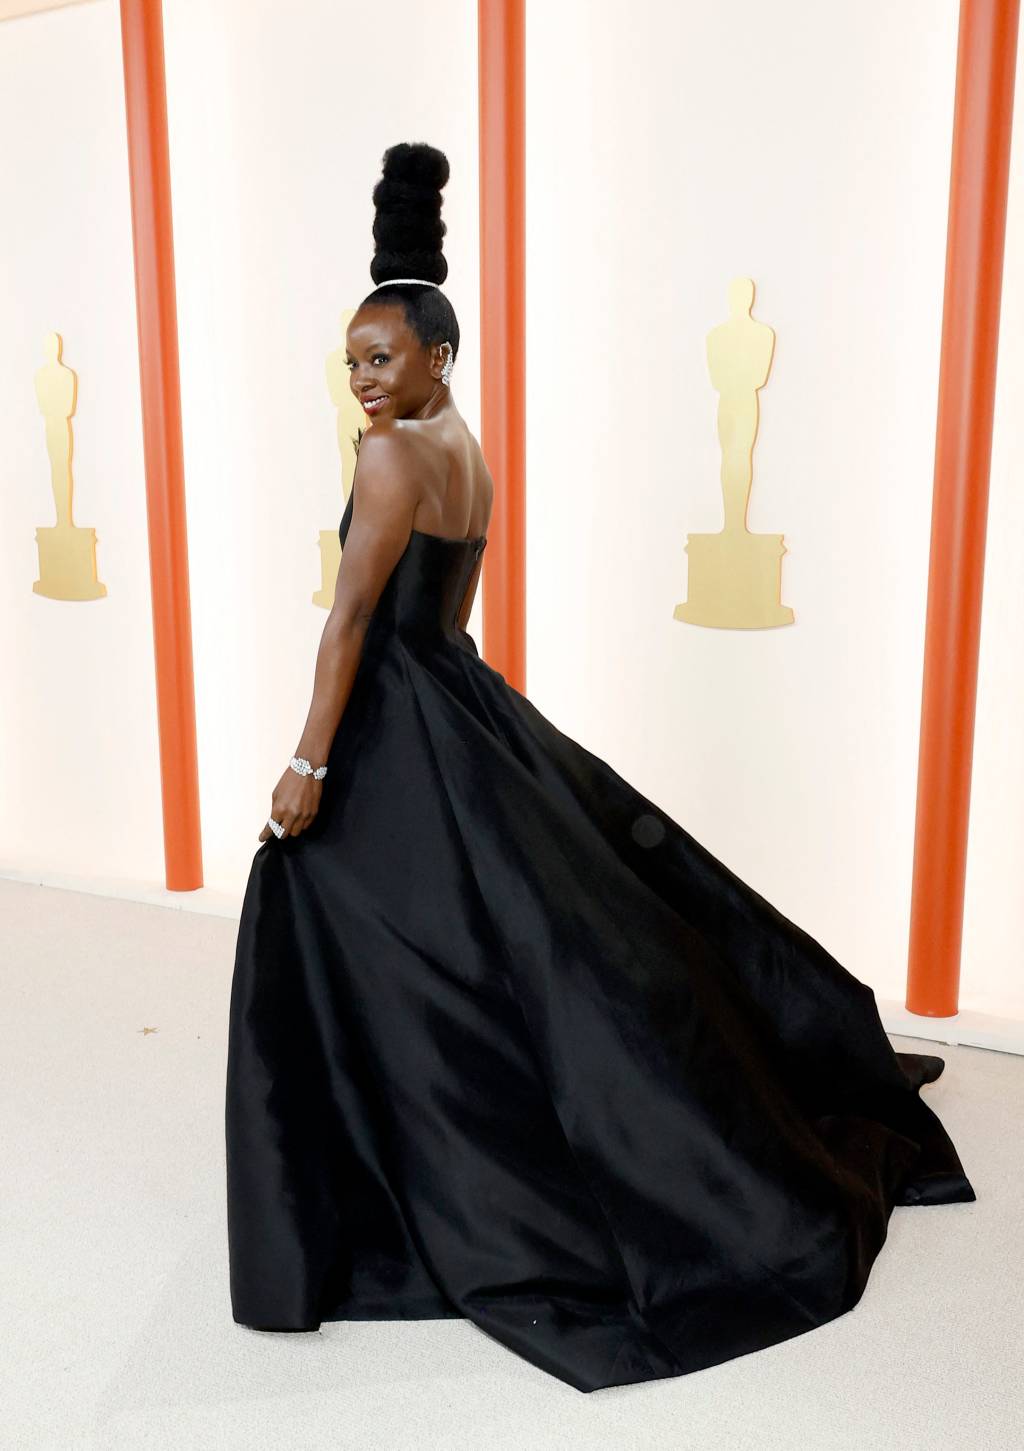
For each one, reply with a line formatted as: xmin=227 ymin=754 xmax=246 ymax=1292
xmin=337 ymin=467 xmax=488 ymax=647
xmin=378 ymin=410 xmax=493 ymax=543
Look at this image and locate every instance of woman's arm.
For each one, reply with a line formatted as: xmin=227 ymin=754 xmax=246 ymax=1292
xmin=299 ymin=426 xmax=425 ymax=758
xmin=291 ymin=611 xmax=371 ymax=768
xmin=257 ymin=426 xmax=422 ymax=840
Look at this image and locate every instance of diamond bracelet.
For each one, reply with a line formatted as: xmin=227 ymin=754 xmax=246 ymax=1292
xmin=289 ymin=754 xmax=328 ymax=781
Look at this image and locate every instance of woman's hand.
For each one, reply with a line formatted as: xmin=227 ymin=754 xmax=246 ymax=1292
xmin=258 ymin=765 xmax=323 ymax=841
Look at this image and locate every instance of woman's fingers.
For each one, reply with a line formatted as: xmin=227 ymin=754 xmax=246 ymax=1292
xmin=260 ymin=777 xmax=322 ymax=840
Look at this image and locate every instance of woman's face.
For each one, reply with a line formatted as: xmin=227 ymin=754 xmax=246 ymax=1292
xmin=346 ymin=304 xmax=443 ymax=421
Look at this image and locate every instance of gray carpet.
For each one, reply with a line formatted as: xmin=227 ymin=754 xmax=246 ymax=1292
xmin=1 ymin=878 xmax=1018 ymax=1450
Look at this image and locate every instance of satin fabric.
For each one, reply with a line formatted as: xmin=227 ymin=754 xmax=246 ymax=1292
xmin=224 ymin=485 xmax=976 ymax=1393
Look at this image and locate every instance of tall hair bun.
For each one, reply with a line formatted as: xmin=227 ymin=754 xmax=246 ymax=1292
xmin=370 ymin=142 xmax=450 ymax=287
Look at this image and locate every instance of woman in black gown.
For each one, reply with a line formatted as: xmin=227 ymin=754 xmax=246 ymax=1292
xmin=225 ymin=142 xmax=975 ymax=1394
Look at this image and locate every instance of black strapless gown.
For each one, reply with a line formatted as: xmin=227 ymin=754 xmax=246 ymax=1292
xmin=225 ymin=485 xmax=975 ymax=1393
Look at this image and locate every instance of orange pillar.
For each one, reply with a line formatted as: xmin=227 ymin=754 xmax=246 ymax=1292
xmin=477 ymin=0 xmax=526 ymax=691
xmin=906 ymin=0 xmax=1019 ymax=1015
xmin=119 ymin=0 xmax=203 ymax=890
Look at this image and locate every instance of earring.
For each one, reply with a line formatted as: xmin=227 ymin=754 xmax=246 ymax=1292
xmin=440 ymin=342 xmax=454 ymax=387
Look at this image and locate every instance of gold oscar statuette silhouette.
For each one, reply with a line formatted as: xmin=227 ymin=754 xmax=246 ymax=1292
xmin=316 ymin=307 xmax=375 ymax=609
xmin=674 ymin=278 xmax=793 ymax=629
xmin=32 ymin=332 xmax=107 ymax=601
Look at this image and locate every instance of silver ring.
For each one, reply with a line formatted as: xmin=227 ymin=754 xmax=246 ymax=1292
xmin=267 ymin=816 xmax=285 ymax=839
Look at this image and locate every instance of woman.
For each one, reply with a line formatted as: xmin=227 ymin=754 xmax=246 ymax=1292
xmin=225 ymin=142 xmax=975 ymax=1394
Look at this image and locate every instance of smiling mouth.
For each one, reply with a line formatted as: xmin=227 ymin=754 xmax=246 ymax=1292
xmin=362 ymin=394 xmax=389 ymax=413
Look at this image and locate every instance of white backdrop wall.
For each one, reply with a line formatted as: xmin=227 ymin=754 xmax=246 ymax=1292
xmin=524 ymin=0 xmax=1023 ymax=1018
xmin=0 ymin=0 xmax=1021 ymax=1018
xmin=0 ymin=0 xmax=158 ymax=882
xmin=157 ymin=0 xmax=483 ymax=897
xmin=0 ymin=0 xmax=484 ymax=895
